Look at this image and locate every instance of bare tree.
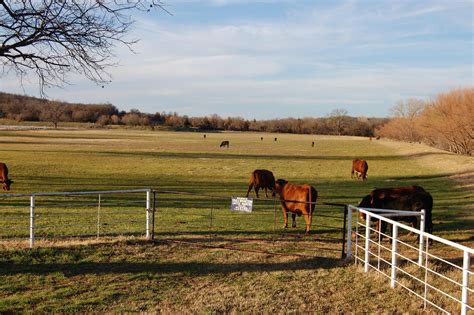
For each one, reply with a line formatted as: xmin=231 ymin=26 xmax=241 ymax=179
xmin=0 ymin=0 xmax=167 ymax=94
xmin=390 ymin=98 xmax=426 ymax=119
xmin=327 ymin=108 xmax=349 ymax=135
xmin=378 ymin=99 xmax=425 ymax=142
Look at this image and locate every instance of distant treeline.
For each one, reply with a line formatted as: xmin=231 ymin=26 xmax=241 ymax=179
xmin=0 ymin=92 xmax=387 ymax=136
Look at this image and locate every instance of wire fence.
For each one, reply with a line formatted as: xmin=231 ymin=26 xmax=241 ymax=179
xmin=0 ymin=188 xmax=472 ymax=312
xmin=0 ymin=188 xmax=349 ymax=258
xmin=348 ymin=205 xmax=473 ymax=315
xmin=151 ymin=189 xmax=348 ymax=259
xmin=0 ymin=189 xmax=151 ymax=247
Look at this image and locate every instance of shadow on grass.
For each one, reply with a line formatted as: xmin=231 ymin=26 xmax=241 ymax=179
xmin=0 ymin=148 xmax=456 ymax=162
xmin=0 ymin=240 xmax=343 ymax=276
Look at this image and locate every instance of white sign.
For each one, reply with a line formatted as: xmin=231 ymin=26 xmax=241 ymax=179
xmin=230 ymin=197 xmax=253 ymax=213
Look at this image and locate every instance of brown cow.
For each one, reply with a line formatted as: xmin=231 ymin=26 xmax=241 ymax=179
xmin=351 ymin=159 xmax=368 ymax=180
xmin=273 ymin=179 xmax=317 ymax=234
xmin=220 ymin=140 xmax=229 ymax=148
xmin=246 ymin=169 xmax=275 ymax=198
xmin=0 ymin=163 xmax=13 ymax=191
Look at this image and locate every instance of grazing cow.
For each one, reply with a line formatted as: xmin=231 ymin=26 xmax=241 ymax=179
xmin=246 ymin=169 xmax=276 ymax=198
xmin=274 ymin=137 xmax=277 ymax=141
xmin=0 ymin=163 xmax=13 ymax=191
xmin=376 ymin=136 xmax=381 ymax=140
xmin=220 ymin=140 xmax=229 ymax=148
xmin=273 ymin=179 xmax=317 ymax=234
xmin=351 ymin=159 xmax=368 ymax=180
xmin=203 ymin=134 xmax=206 ymax=139
xmin=260 ymin=137 xmax=263 ymax=141
xmin=311 ymin=141 xmax=315 ymax=147
xmin=358 ymin=185 xmax=433 ymax=238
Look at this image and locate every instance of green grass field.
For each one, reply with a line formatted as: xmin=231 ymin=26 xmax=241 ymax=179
xmin=0 ymin=128 xmax=472 ymax=312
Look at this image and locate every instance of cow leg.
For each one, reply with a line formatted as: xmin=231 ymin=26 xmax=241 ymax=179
xmin=303 ymin=212 xmax=311 ymax=234
xmin=264 ymin=187 xmax=269 ymax=198
xmin=246 ymin=184 xmax=253 ymax=198
xmin=254 ymin=187 xmax=260 ymax=198
xmin=292 ymin=213 xmax=296 ymax=228
xmin=282 ymin=207 xmax=288 ymax=228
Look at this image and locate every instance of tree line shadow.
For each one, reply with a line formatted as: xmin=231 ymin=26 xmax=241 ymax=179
xmin=0 ymin=147 xmax=456 ymax=162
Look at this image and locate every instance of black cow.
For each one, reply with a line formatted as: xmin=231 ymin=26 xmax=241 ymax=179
xmin=358 ymin=186 xmax=433 ymax=238
xmin=220 ymin=140 xmax=229 ymax=148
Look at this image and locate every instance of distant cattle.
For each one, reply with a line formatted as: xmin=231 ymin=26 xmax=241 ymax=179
xmin=260 ymin=137 xmax=263 ymax=141
xmin=273 ymin=179 xmax=317 ymax=234
xmin=311 ymin=141 xmax=314 ymax=147
xmin=358 ymin=185 xmax=433 ymax=238
xmin=351 ymin=159 xmax=368 ymax=180
xmin=0 ymin=162 xmax=13 ymax=191
xmin=203 ymin=134 xmax=206 ymax=139
xmin=220 ymin=140 xmax=229 ymax=148
xmin=376 ymin=136 xmax=381 ymax=140
xmin=246 ymin=169 xmax=275 ymax=198
xmin=274 ymin=137 xmax=277 ymax=142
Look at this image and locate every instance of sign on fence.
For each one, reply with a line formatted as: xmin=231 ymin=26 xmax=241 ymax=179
xmin=230 ymin=197 xmax=253 ymax=212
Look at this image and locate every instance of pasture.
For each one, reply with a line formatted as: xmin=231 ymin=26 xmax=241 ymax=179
xmin=0 ymin=128 xmax=472 ymax=312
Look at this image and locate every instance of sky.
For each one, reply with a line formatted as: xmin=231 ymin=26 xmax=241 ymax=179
xmin=1 ymin=0 xmax=473 ymax=119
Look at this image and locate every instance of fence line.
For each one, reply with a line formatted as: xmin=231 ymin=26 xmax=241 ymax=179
xmin=348 ymin=205 xmax=473 ymax=315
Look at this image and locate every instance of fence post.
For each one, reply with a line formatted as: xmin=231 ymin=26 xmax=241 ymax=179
xmin=364 ymin=212 xmax=371 ymax=272
xmin=355 ymin=206 xmax=359 ymax=265
xmin=391 ymin=224 xmax=398 ymax=288
xmin=97 ymin=194 xmax=101 ymax=239
xmin=152 ymin=191 xmax=156 ymax=240
xmin=461 ymin=250 xmax=471 ymax=315
xmin=29 ymin=194 xmax=35 ymax=248
xmin=418 ymin=209 xmax=425 ymax=265
xmin=345 ymin=205 xmax=352 ymax=259
xmin=146 ymin=190 xmax=151 ymax=239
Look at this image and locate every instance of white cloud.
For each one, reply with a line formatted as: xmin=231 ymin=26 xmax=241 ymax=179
xmin=1 ymin=0 xmax=472 ymax=119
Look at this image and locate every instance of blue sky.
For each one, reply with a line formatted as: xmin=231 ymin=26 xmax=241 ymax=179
xmin=1 ymin=0 xmax=472 ymax=119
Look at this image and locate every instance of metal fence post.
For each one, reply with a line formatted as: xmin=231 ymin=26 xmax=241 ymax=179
xmin=146 ymin=190 xmax=151 ymax=239
xmin=346 ymin=205 xmax=352 ymax=259
xmin=418 ymin=209 xmax=425 ymax=265
xmin=355 ymin=207 xmax=359 ymax=265
xmin=29 ymin=194 xmax=35 ymax=248
xmin=97 ymin=194 xmax=101 ymax=239
xmin=152 ymin=191 xmax=156 ymax=240
xmin=391 ymin=224 xmax=398 ymax=288
xmin=461 ymin=250 xmax=471 ymax=315
xmin=364 ymin=213 xmax=371 ymax=272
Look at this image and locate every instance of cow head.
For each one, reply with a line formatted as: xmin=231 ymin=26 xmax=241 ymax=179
xmin=272 ymin=179 xmax=288 ymax=197
xmin=2 ymin=179 xmax=13 ymax=191
xmin=358 ymin=194 xmax=375 ymax=221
